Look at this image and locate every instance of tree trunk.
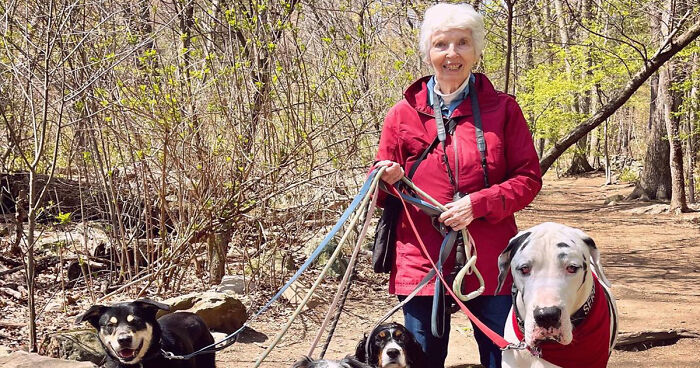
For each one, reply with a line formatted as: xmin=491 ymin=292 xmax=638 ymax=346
xmin=660 ymin=61 xmax=688 ymax=212
xmin=207 ymin=231 xmax=230 ymax=285
xmin=688 ymin=52 xmax=699 ymax=203
xmin=554 ymin=0 xmax=593 ymax=175
xmin=504 ymin=0 xmax=516 ymax=93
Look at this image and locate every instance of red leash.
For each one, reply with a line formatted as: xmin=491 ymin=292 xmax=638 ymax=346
xmin=388 ymin=185 xmax=515 ymax=350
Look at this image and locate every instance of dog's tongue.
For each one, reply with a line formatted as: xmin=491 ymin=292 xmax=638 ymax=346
xmin=118 ymin=349 xmax=136 ymax=359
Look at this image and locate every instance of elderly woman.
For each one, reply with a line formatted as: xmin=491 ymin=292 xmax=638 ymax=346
xmin=372 ymin=3 xmax=542 ymax=368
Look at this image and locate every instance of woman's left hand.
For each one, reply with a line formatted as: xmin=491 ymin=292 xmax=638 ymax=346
xmin=438 ymin=195 xmax=474 ymax=231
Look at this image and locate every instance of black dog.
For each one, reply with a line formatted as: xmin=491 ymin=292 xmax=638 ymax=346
xmin=354 ymin=322 xmax=427 ymax=368
xmin=291 ymin=355 xmax=372 ymax=368
xmin=76 ymin=299 xmax=215 ymax=368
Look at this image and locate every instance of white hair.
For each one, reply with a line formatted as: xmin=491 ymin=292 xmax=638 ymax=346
xmin=418 ymin=3 xmax=485 ymax=64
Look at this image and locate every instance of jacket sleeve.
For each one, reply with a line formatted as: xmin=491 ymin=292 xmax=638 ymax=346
xmin=469 ymin=98 xmax=542 ymax=223
xmin=369 ymin=106 xmax=403 ymax=207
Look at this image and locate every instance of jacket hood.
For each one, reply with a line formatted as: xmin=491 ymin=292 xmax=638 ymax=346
xmin=403 ymin=73 xmax=502 ymax=118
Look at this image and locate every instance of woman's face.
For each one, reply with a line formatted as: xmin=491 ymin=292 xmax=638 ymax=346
xmin=429 ymin=28 xmax=477 ymax=93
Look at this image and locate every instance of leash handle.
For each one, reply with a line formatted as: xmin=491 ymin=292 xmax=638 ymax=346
xmin=387 ymin=184 xmax=511 ymax=349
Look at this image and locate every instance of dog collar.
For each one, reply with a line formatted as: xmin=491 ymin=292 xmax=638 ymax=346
xmin=511 ymin=278 xmax=596 ymax=334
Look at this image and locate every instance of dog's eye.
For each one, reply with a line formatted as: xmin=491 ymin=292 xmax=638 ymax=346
xmin=517 ymin=265 xmax=531 ymax=275
xmin=394 ymin=330 xmax=403 ymax=338
xmin=378 ymin=331 xmax=388 ymax=339
xmin=566 ymin=265 xmax=580 ymax=274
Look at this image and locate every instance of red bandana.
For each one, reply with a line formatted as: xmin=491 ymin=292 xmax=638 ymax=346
xmin=512 ymin=275 xmax=613 ymax=368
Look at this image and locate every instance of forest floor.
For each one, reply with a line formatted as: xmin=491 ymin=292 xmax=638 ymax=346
xmin=1 ymin=172 xmax=700 ymax=367
xmin=217 ymin=172 xmax=700 ymax=367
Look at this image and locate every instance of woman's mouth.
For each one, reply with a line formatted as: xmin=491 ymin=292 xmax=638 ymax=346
xmin=444 ymin=63 xmax=462 ymax=71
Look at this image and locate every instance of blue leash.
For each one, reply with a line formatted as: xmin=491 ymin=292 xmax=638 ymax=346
xmin=162 ymin=169 xmax=379 ymax=360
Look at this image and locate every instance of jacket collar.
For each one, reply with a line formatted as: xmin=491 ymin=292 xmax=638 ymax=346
xmin=403 ymin=73 xmax=500 ymax=118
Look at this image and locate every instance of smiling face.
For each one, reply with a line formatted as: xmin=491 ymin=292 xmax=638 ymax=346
xmin=96 ymin=305 xmax=154 ymax=364
xmin=429 ymin=28 xmax=477 ymax=94
xmin=77 ymin=299 xmax=169 ymax=365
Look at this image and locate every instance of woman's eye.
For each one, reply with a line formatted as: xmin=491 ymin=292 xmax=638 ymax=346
xmin=566 ymin=265 xmax=580 ymax=274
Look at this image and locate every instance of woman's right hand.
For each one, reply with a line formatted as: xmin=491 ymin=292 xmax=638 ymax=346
xmin=375 ymin=160 xmax=404 ymax=185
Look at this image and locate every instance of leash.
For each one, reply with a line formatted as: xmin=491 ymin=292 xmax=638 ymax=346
xmin=252 ymin=167 xmax=386 ymax=367
xmin=161 ymin=168 xmax=383 ymax=361
xmin=308 ymin=181 xmax=380 ymax=358
xmin=387 ymin=182 xmax=523 ymax=351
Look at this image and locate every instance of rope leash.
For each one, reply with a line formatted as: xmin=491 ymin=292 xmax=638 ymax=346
xmin=387 ymin=183 xmax=524 ymax=351
xmin=162 ymin=169 xmax=382 ymax=361
xmin=252 ymin=167 xmax=386 ymax=367
xmin=307 ymin=179 xmax=380 ymax=358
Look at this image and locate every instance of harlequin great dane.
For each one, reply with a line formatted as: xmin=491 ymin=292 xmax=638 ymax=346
xmin=496 ymin=222 xmax=618 ymax=368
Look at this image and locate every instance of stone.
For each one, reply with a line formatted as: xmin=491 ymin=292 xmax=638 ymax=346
xmin=160 ymin=291 xmax=247 ymax=333
xmin=38 ymin=329 xmax=105 ymax=365
xmin=215 ymin=274 xmax=253 ymax=295
xmin=0 ymin=351 xmax=96 ymax=367
xmin=281 ymin=279 xmax=326 ymax=311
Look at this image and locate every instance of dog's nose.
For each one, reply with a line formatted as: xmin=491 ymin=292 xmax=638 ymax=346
xmin=534 ymin=306 xmax=562 ymax=328
xmin=117 ymin=334 xmax=132 ymax=346
xmin=386 ymin=348 xmax=400 ymax=359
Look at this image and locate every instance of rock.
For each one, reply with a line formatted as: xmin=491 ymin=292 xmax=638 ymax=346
xmin=0 ymin=345 xmax=11 ymax=357
xmin=604 ymin=194 xmax=624 ymax=205
xmin=281 ymin=279 xmax=326 ymax=311
xmin=161 ymin=291 xmax=247 ymax=333
xmin=38 ymin=329 xmax=105 ymax=365
xmin=215 ymin=275 xmax=254 ymax=295
xmin=0 ymin=351 xmax=96 ymax=367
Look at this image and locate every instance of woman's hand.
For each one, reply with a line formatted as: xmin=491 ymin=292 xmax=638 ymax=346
xmin=375 ymin=160 xmax=404 ymax=185
xmin=438 ymin=195 xmax=473 ymax=231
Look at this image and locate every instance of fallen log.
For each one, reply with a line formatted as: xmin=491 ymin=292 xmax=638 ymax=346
xmin=615 ymin=329 xmax=700 ymax=351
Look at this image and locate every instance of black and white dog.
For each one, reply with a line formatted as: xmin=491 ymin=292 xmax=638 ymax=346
xmin=354 ymin=322 xmax=427 ymax=368
xmin=76 ymin=299 xmax=215 ymax=368
xmin=291 ymin=323 xmax=426 ymax=368
xmin=496 ymin=222 xmax=618 ymax=368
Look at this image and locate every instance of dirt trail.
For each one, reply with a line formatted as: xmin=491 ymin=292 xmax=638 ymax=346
xmin=218 ymin=173 xmax=700 ymax=367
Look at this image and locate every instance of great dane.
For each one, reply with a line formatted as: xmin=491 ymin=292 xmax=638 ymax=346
xmin=496 ymin=222 xmax=618 ymax=368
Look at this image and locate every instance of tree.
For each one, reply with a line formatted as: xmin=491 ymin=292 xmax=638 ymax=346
xmin=538 ymin=18 xmax=700 ymax=175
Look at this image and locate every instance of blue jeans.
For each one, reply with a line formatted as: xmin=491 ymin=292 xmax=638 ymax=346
xmin=399 ymin=294 xmax=511 ymax=368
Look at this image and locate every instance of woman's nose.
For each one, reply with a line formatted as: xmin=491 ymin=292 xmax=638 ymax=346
xmin=446 ymin=43 xmax=457 ymax=57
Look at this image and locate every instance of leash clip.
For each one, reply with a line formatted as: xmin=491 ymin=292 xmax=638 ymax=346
xmin=161 ymin=349 xmax=186 ymax=360
xmin=501 ymin=341 xmax=528 ymax=351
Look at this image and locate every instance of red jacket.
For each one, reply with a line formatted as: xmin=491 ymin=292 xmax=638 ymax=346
xmin=374 ymin=73 xmax=542 ymax=296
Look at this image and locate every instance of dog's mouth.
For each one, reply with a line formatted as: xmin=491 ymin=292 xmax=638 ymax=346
xmin=115 ymin=341 xmax=143 ymax=361
xmin=530 ymin=326 xmax=563 ymax=345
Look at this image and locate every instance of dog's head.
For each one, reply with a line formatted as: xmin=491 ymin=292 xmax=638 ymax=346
xmin=76 ymin=299 xmax=170 ymax=364
xmin=355 ymin=323 xmax=426 ymax=368
xmin=496 ymin=222 xmax=610 ymax=347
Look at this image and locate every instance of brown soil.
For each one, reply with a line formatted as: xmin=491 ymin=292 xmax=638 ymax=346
xmin=217 ymin=172 xmax=700 ymax=367
xmin=1 ymin=172 xmax=699 ymax=367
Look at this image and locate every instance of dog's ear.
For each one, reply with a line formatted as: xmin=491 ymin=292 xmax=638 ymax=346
xmin=354 ymin=333 xmax=368 ymax=363
xmin=134 ymin=299 xmax=170 ymax=311
xmin=404 ymin=329 xmax=428 ymax=368
xmin=76 ymin=305 xmax=107 ymax=329
xmin=290 ymin=356 xmax=312 ymax=368
xmin=133 ymin=299 xmax=170 ymax=318
xmin=496 ymin=231 xmax=530 ymax=294
xmin=576 ymin=230 xmax=612 ymax=288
